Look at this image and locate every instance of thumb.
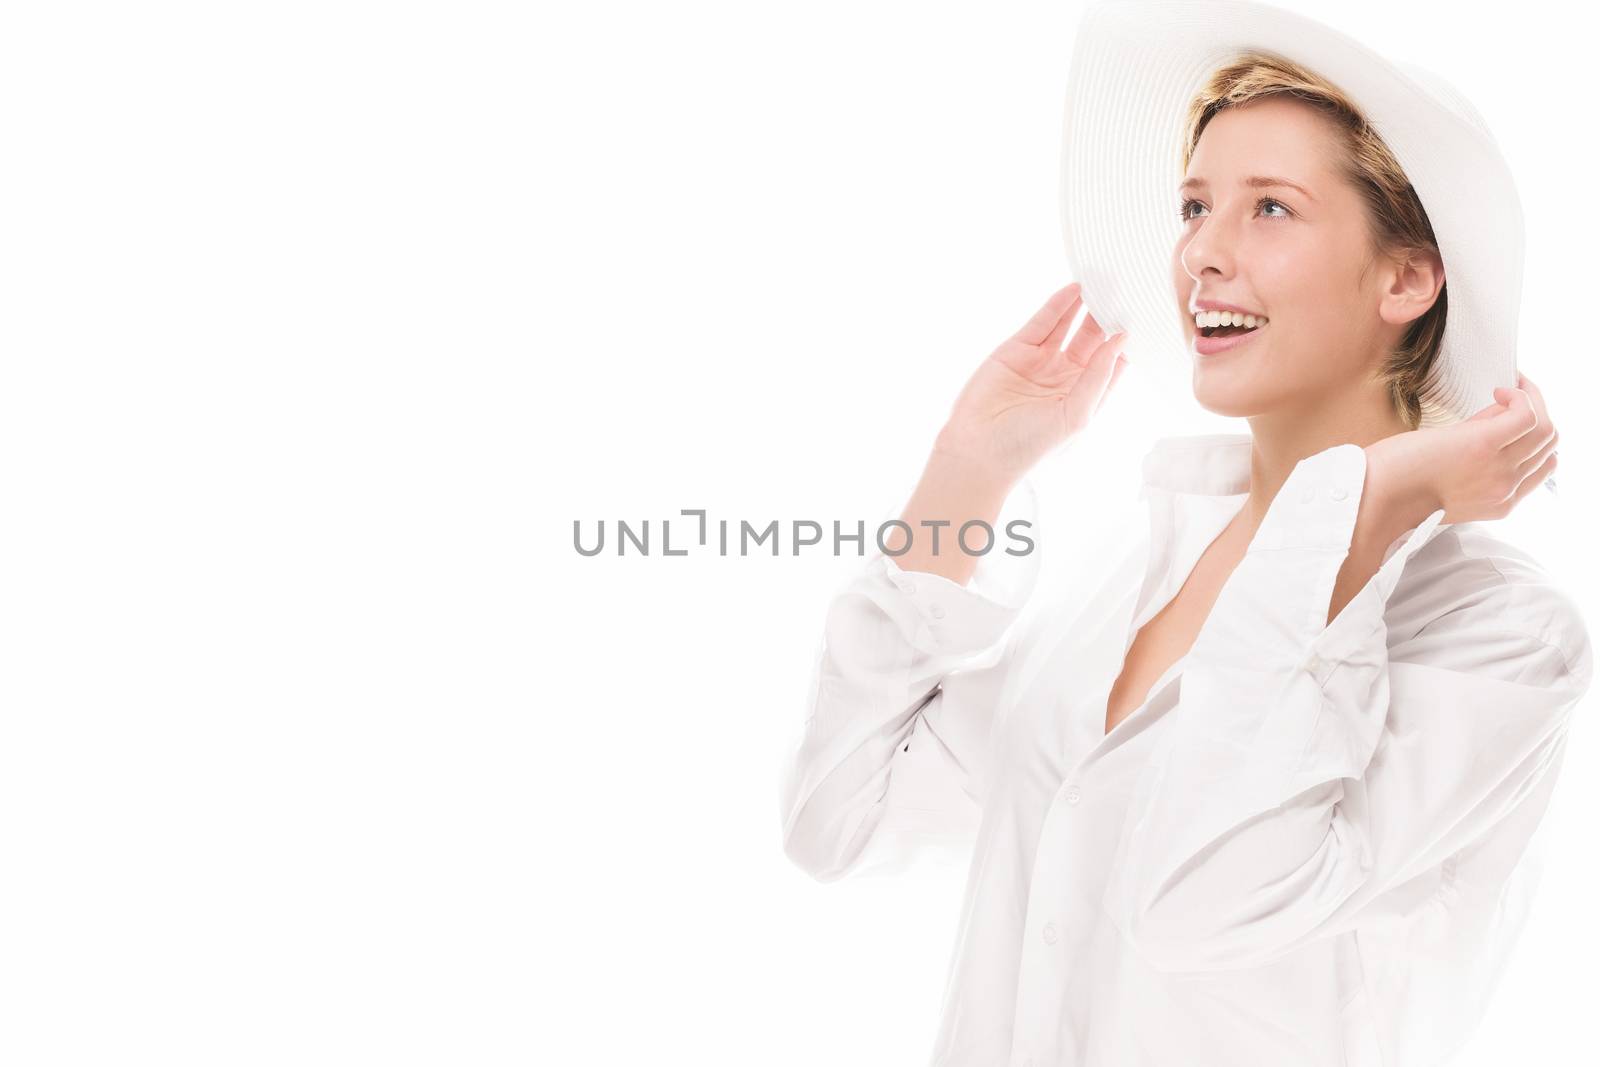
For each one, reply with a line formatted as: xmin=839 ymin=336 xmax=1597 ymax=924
xmin=1467 ymin=388 xmax=1512 ymax=421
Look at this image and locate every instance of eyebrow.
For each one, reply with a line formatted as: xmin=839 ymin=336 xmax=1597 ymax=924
xmin=1179 ymin=175 xmax=1317 ymax=201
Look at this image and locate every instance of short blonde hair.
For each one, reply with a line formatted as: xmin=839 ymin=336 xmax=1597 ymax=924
xmin=1182 ymin=51 xmax=1448 ymax=430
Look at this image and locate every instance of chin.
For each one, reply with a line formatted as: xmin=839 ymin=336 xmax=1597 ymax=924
xmin=1193 ymin=394 xmax=1262 ymax=419
xmin=1190 ymin=367 xmax=1268 ymax=419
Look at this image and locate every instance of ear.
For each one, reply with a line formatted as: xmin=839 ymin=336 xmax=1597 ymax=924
xmin=1378 ymin=246 xmax=1445 ymax=328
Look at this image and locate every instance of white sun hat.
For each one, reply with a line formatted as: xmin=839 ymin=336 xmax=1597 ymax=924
xmin=1058 ymin=0 xmax=1522 ymax=425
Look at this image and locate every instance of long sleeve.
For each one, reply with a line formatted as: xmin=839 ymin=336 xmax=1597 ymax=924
xmin=1101 ymin=443 xmax=1594 ymax=974
xmin=778 ymin=478 xmax=1042 ymax=883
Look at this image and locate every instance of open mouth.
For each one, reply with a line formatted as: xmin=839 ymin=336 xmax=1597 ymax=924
xmin=1199 ymin=323 xmax=1261 ymax=339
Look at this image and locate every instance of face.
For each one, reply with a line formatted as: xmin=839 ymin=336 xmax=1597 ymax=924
xmin=1170 ymin=96 xmax=1441 ymax=419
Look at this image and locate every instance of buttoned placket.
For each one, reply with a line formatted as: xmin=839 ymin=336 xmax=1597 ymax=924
xmin=1006 ymin=490 xmax=1180 ymax=1067
xmin=1006 ymin=656 xmax=1194 ymax=1067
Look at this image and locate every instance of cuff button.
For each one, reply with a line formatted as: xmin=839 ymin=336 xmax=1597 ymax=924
xmin=930 ymin=604 xmax=946 ymax=620
xmin=1331 ymin=487 xmax=1349 ymax=500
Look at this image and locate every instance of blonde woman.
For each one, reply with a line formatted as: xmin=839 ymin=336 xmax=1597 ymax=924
xmin=778 ymin=2 xmax=1587 ymax=1064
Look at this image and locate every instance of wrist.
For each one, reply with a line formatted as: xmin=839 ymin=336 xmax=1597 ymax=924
xmin=931 ymin=427 xmax=1025 ymax=491
xmin=1359 ymin=444 xmax=1443 ymax=553
xmin=927 ymin=445 xmax=1022 ymax=498
xmin=1362 ymin=440 xmax=1443 ymax=516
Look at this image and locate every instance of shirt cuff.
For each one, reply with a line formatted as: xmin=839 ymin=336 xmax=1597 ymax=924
xmin=1188 ymin=444 xmax=1369 ymax=673
xmin=1245 ymin=442 xmax=1367 ymax=554
xmin=874 ymin=476 xmax=1042 ymax=658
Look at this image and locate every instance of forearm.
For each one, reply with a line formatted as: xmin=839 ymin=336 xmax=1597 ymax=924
xmin=882 ymin=445 xmax=1018 ymax=588
xmin=1327 ymin=452 xmax=1441 ymax=626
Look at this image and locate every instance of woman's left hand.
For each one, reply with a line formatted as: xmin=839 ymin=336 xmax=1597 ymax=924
xmin=1363 ymin=373 xmax=1559 ymax=526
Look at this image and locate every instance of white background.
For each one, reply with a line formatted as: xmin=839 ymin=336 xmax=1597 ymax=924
xmin=3 ymin=0 xmax=1594 ymax=1063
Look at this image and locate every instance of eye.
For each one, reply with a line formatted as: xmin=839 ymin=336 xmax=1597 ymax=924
xmin=1176 ymin=196 xmax=1295 ymax=221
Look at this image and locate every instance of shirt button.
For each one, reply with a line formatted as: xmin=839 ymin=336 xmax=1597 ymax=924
xmin=1064 ymin=786 xmax=1081 ymax=805
xmin=1330 ymin=487 xmax=1349 ymax=500
xmin=1299 ymin=486 xmax=1315 ymax=503
xmin=1042 ymin=921 xmax=1058 ymax=945
xmin=1303 ymin=653 xmax=1324 ymax=674
xmin=902 ymin=580 xmax=917 ymax=595
xmin=930 ymin=604 xmax=946 ymax=619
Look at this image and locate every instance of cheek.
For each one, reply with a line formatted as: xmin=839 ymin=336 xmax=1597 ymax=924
xmin=1251 ymin=243 xmax=1313 ymax=301
xmin=1254 ymin=229 xmax=1365 ymax=311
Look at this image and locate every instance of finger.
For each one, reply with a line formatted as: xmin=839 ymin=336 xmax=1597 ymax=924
xmin=1012 ymin=283 xmax=1084 ymax=347
xmin=1508 ymin=450 xmax=1558 ymax=511
xmin=1094 ymin=355 xmax=1129 ymax=416
xmin=1039 ymin=301 xmax=1083 ymax=354
xmin=1041 ymin=317 xmax=1116 ymax=381
xmin=1527 ymin=416 xmax=1557 ymax=463
xmin=1517 ymin=371 xmax=1543 ymax=401
xmin=1062 ymin=313 xmax=1111 ymax=368
xmin=1073 ymin=333 xmax=1125 ymax=416
xmin=1514 ymin=426 xmax=1558 ymax=481
xmin=1494 ymin=384 xmax=1555 ymax=465
xmin=1094 ymin=355 xmax=1132 ymax=412
xmin=1491 ymin=386 xmax=1541 ymax=448
xmin=1463 ymin=395 xmax=1504 ymax=423
xmin=1518 ymin=372 xmax=1551 ymax=430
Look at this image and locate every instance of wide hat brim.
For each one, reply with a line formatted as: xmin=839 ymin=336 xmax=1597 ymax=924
xmin=1059 ymin=0 xmax=1522 ymax=425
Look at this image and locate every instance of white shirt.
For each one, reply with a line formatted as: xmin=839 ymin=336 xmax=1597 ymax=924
xmin=778 ymin=432 xmax=1593 ymax=1067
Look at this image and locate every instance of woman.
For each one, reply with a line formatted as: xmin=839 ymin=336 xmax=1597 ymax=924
xmin=777 ymin=3 xmax=1588 ymax=1065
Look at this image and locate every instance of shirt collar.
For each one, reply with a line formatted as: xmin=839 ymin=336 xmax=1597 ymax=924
xmin=1138 ymin=431 xmax=1455 ymax=572
xmin=1140 ymin=433 xmax=1255 ymax=498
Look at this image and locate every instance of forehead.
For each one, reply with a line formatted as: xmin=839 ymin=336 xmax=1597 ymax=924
xmin=1189 ymin=97 xmax=1341 ymax=178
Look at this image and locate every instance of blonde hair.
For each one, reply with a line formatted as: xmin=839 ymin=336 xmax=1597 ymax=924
xmin=1182 ymin=51 xmax=1447 ymax=430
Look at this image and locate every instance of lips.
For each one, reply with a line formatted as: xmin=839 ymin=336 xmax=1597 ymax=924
xmin=1192 ymin=320 xmax=1266 ymax=357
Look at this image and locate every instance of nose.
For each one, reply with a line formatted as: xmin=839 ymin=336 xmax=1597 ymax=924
xmin=1179 ymin=210 xmax=1238 ymax=284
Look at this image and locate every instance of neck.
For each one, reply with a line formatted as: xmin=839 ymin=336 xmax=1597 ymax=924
xmin=1236 ymin=386 xmax=1411 ymax=535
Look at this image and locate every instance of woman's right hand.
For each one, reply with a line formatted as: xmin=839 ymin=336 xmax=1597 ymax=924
xmin=933 ymin=282 xmax=1128 ymax=486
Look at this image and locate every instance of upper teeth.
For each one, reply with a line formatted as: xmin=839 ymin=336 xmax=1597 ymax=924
xmin=1195 ymin=310 xmax=1267 ymax=329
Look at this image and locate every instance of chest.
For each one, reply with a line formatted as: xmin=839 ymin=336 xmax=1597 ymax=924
xmin=1102 ymin=533 xmax=1240 ymax=736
